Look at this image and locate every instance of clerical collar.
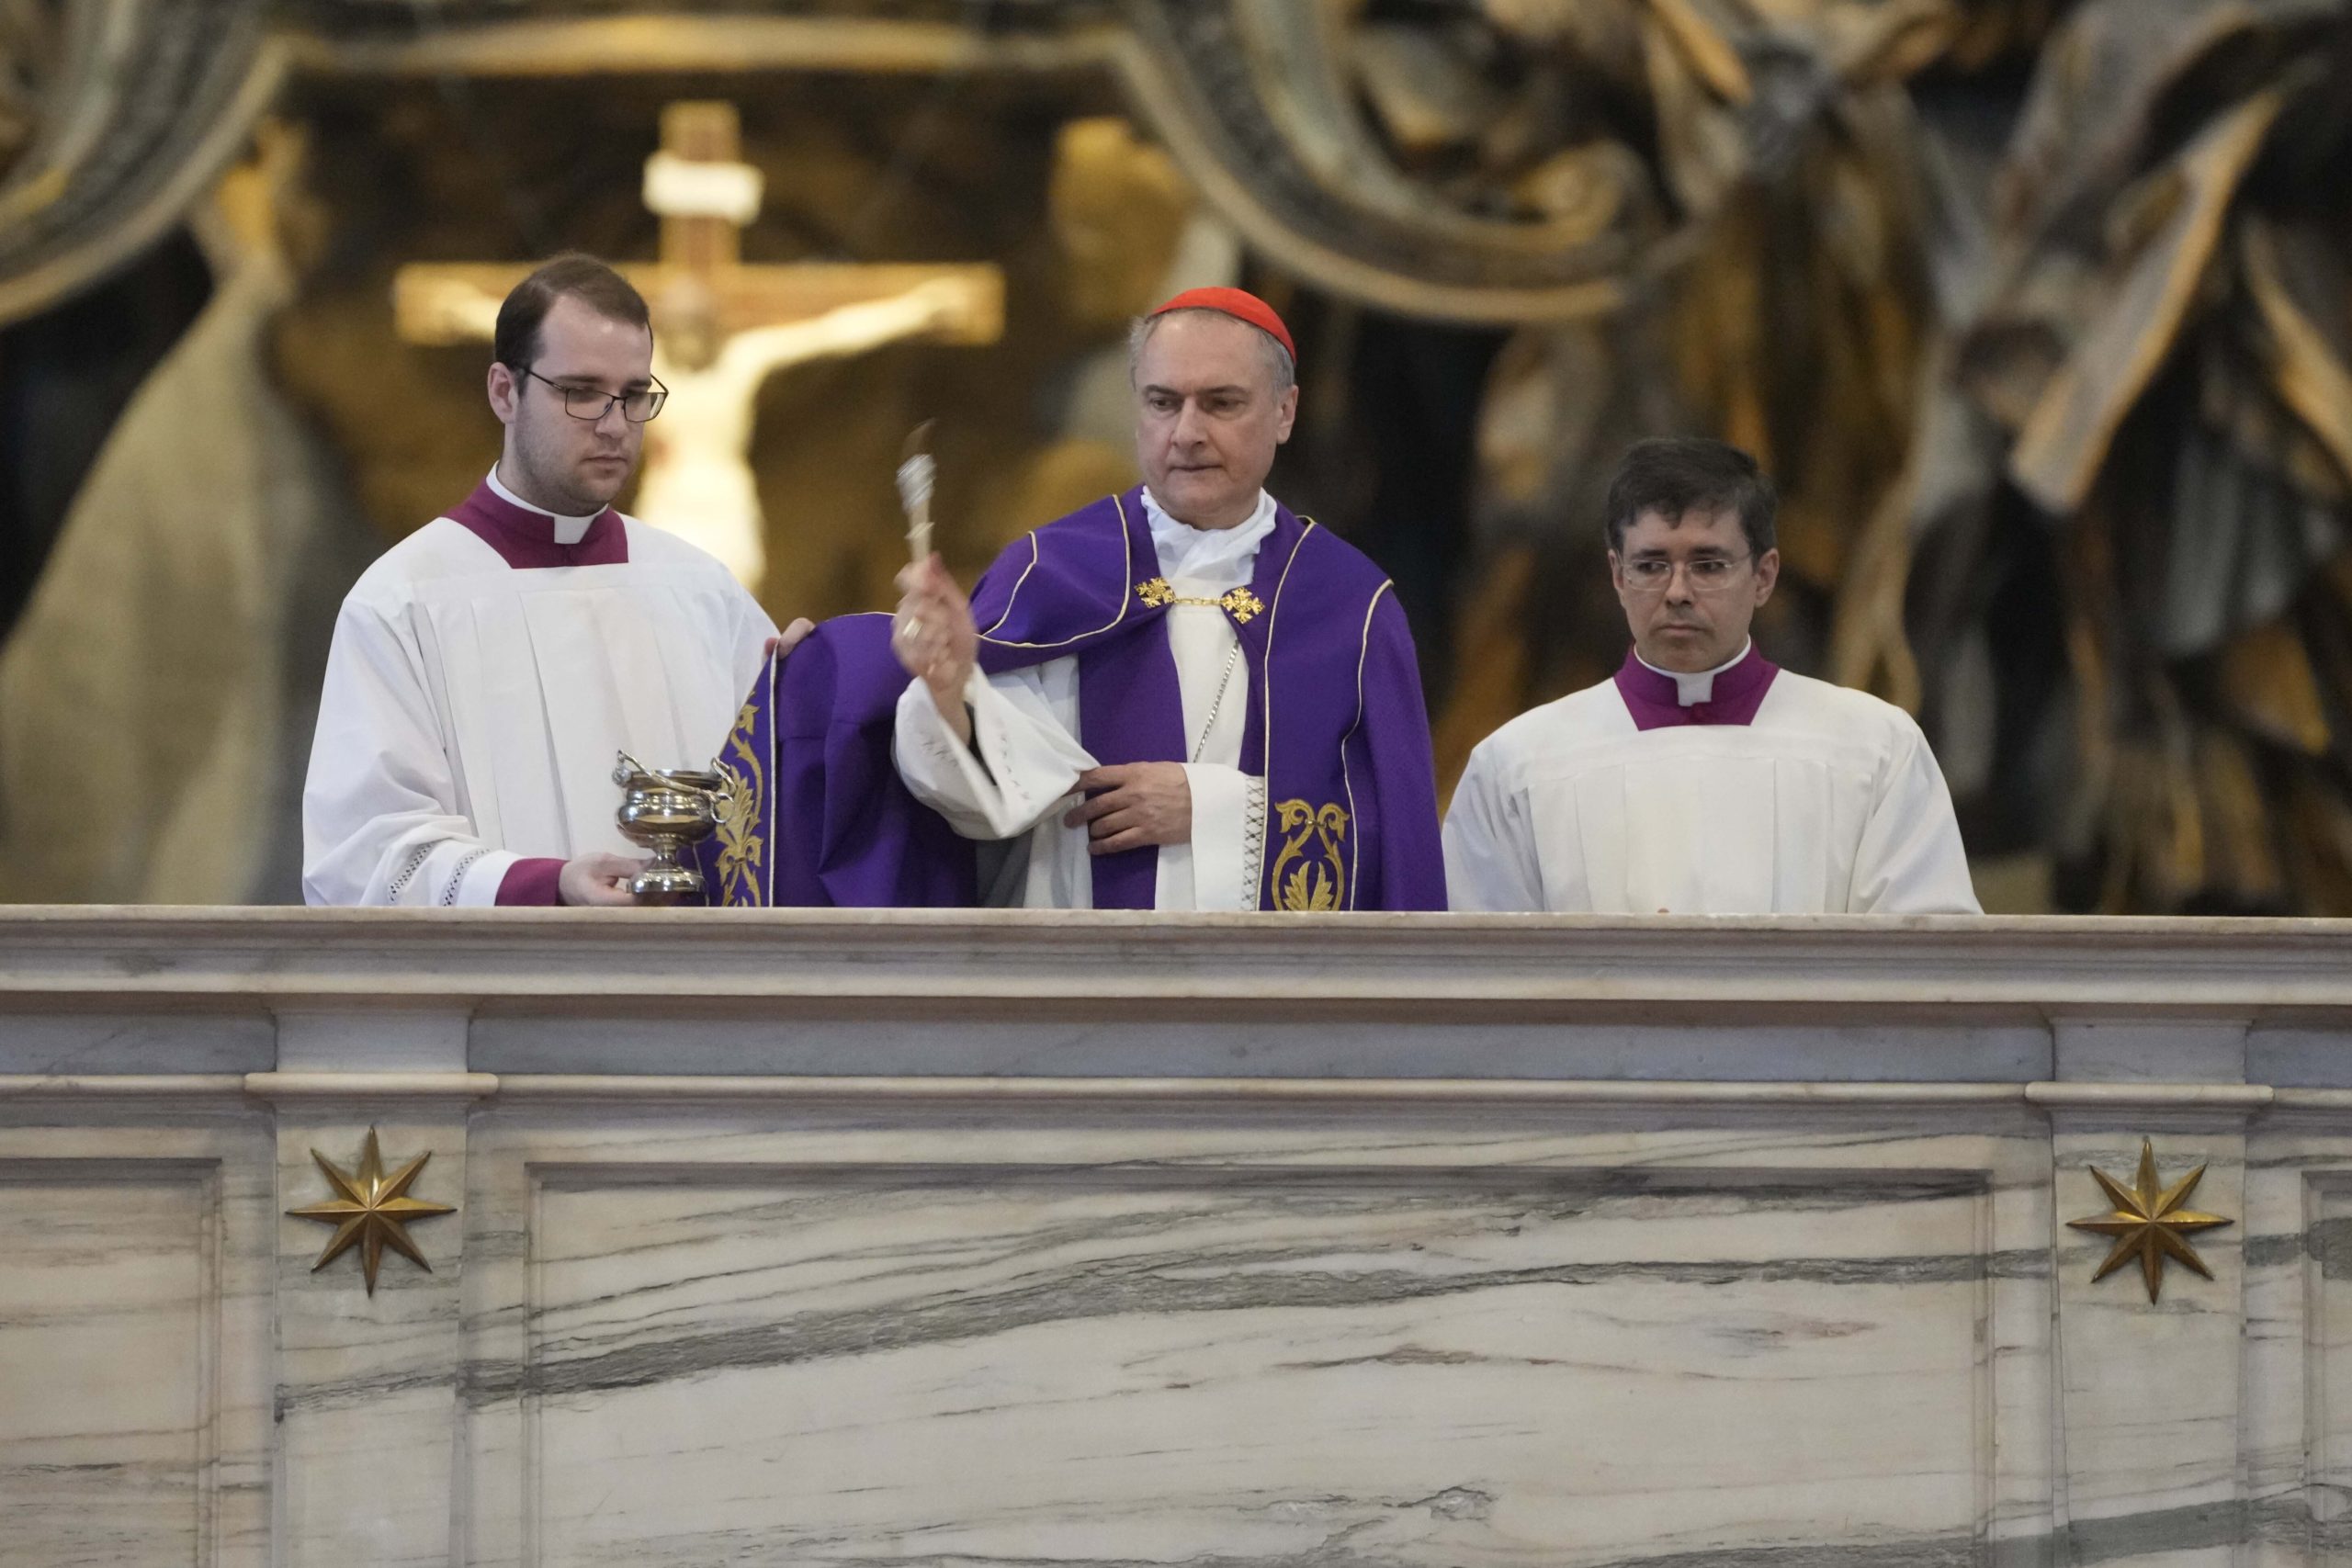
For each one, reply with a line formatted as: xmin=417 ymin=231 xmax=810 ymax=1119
xmin=447 ymin=474 xmax=628 ymax=570
xmin=1636 ymin=639 xmax=1755 ymax=705
xmin=1141 ymin=487 xmax=1277 ymax=587
xmin=1613 ymin=642 xmax=1779 ymax=731
xmin=487 ymin=464 xmax=603 ymax=546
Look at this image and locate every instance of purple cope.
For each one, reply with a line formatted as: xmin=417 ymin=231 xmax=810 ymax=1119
xmin=690 ymin=488 xmax=1447 ymax=911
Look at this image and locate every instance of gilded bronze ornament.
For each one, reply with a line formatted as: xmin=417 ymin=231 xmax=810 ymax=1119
xmin=287 ymin=1127 xmax=458 ymax=1296
xmin=2066 ymin=1140 xmax=2233 ymax=1303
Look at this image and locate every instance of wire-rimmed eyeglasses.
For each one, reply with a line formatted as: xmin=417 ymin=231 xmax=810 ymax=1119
xmin=1619 ymin=553 xmax=1754 ymax=597
xmin=520 ymin=367 xmax=668 ymax=423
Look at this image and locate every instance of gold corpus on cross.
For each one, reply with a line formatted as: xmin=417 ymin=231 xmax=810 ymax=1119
xmin=1135 ymin=578 xmax=1265 ymax=624
xmin=2065 ymin=1139 xmax=2233 ymax=1303
xmin=392 ymin=101 xmax=1001 ymax=353
xmin=287 ymin=1128 xmax=458 ymax=1296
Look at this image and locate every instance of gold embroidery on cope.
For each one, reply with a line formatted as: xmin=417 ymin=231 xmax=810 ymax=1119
xmin=1271 ymin=800 xmax=1349 ymax=911
xmin=713 ymin=700 xmax=766 ymax=908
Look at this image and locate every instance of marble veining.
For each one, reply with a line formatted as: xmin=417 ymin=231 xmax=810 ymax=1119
xmin=11 ymin=914 xmax=2352 ymax=1567
xmin=454 ymin=1136 xmax=2013 ymax=1568
xmin=0 ymin=1121 xmax=274 ymax=1568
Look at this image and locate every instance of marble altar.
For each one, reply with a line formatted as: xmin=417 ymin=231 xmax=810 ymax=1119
xmin=2 ymin=908 xmax=2349 ymax=1567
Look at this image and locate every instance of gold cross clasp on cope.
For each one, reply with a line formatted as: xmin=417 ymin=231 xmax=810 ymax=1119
xmin=1134 ymin=579 xmax=1265 ymax=624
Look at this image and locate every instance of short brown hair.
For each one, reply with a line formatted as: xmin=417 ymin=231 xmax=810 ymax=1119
xmin=492 ymin=254 xmax=650 ymax=371
xmin=1603 ymin=437 xmax=1778 ymax=558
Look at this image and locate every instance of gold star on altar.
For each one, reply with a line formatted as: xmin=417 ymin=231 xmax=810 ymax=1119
xmin=287 ymin=1128 xmax=457 ymax=1295
xmin=2065 ymin=1139 xmax=2233 ymax=1303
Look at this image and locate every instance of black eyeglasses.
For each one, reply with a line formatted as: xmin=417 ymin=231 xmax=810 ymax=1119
xmin=518 ymin=367 xmax=668 ymax=423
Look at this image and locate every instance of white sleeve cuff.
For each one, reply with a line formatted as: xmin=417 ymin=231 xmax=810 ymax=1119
xmin=893 ymin=671 xmax=1092 ymax=840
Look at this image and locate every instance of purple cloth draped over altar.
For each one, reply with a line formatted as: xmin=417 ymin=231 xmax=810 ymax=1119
xmin=687 ymin=616 xmax=978 ymax=908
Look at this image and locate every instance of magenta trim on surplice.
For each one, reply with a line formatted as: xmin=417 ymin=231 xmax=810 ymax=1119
xmin=1611 ymin=646 xmax=1778 ymax=730
xmin=445 ymin=480 xmax=627 ymax=570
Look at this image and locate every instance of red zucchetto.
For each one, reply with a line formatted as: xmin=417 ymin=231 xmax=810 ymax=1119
xmin=1148 ymin=287 xmax=1295 ymax=366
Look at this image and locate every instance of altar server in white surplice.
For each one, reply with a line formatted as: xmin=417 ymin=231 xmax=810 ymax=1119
xmin=1445 ymin=437 xmax=1980 ymax=915
xmin=303 ymin=254 xmax=808 ymax=908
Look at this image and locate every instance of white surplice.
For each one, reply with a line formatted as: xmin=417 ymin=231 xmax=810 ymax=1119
xmin=893 ymin=490 xmax=1274 ymax=909
xmin=1444 ymin=655 xmax=1982 ymax=915
xmin=302 ymin=468 xmax=775 ymax=906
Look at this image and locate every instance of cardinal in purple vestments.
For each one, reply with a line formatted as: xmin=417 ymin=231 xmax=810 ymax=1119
xmin=882 ymin=288 xmax=1446 ymax=911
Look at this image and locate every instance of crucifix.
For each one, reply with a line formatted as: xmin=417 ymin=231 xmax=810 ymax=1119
xmin=393 ymin=101 xmax=1004 ymax=592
